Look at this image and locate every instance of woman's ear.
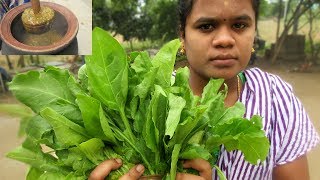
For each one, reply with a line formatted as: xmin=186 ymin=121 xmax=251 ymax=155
xmin=179 ymin=25 xmax=185 ymax=40
xmin=179 ymin=32 xmax=186 ymax=55
xmin=179 ymin=32 xmax=185 ymax=43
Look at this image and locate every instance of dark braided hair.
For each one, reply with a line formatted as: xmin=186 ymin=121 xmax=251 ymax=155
xmin=178 ymin=0 xmax=260 ymax=36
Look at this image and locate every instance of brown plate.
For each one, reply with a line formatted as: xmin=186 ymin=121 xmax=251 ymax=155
xmin=0 ymin=2 xmax=78 ymax=54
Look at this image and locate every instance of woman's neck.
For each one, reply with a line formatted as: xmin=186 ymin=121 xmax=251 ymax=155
xmin=189 ymin=73 xmax=209 ymax=97
xmin=189 ymin=69 xmax=240 ymax=107
xmin=224 ymin=76 xmax=240 ymax=107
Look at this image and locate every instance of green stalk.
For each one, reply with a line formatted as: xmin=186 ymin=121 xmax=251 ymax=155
xmin=155 ymin=147 xmax=160 ymax=174
xmin=181 ymin=112 xmax=208 ymax=150
xmin=214 ymin=165 xmax=227 ymax=180
xmin=113 ymin=128 xmax=155 ymax=174
xmin=119 ymin=107 xmax=135 ymax=142
xmin=117 ymin=106 xmax=154 ymax=173
xmin=170 ymin=144 xmax=181 ymax=180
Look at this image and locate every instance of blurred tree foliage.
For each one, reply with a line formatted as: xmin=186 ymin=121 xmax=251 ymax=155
xmin=93 ymin=0 xmax=111 ymax=30
xmin=149 ymin=0 xmax=179 ymax=41
xmin=93 ymin=0 xmax=179 ymax=43
xmin=259 ymin=0 xmax=282 ymax=18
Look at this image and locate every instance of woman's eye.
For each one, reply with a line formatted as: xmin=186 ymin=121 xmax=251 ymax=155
xmin=233 ymin=23 xmax=247 ymax=29
xmin=199 ymin=24 xmax=214 ymax=31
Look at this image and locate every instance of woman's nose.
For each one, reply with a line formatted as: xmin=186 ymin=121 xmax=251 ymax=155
xmin=212 ymin=26 xmax=235 ymax=49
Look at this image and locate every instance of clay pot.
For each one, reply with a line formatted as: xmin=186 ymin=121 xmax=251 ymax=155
xmin=139 ymin=175 xmax=163 ymax=180
xmin=0 ymin=2 xmax=78 ymax=54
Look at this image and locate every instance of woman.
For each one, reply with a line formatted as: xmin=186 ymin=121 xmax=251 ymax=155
xmin=90 ymin=0 xmax=319 ymax=179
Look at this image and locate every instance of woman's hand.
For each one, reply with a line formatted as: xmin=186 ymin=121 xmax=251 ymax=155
xmin=89 ymin=158 xmax=145 ymax=180
xmin=176 ymin=159 xmax=212 ymax=180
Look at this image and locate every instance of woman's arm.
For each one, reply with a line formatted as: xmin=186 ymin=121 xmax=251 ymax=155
xmin=273 ymin=155 xmax=310 ymax=180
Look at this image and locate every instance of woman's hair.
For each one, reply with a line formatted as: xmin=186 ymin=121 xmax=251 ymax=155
xmin=178 ymin=0 xmax=260 ymax=35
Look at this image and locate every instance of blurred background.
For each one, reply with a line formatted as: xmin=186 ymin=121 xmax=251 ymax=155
xmin=1 ymin=0 xmax=320 ymax=179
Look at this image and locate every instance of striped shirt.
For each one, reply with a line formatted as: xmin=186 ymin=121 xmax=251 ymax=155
xmin=212 ymin=68 xmax=320 ymax=180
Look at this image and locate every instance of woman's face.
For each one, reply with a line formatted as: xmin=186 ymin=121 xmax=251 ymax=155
xmin=182 ymin=0 xmax=256 ymax=80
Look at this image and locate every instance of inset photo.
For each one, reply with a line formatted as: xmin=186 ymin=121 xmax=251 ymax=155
xmin=0 ymin=0 xmax=92 ymax=55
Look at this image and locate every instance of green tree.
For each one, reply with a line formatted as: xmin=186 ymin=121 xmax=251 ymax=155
xmin=92 ymin=0 xmax=179 ymax=44
xmin=149 ymin=0 xmax=179 ymax=42
xmin=93 ymin=0 xmax=111 ymax=30
xmin=271 ymin=0 xmax=319 ymax=63
xmin=306 ymin=4 xmax=320 ymax=64
xmin=258 ymin=1 xmax=286 ymax=19
xmin=93 ymin=0 xmax=153 ymax=44
xmin=259 ymin=0 xmax=271 ymax=18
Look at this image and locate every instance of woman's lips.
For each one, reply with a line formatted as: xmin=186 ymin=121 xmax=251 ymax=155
xmin=209 ymin=56 xmax=237 ymax=67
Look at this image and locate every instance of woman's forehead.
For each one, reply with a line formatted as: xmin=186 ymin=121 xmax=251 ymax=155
xmin=188 ymin=0 xmax=255 ymax=21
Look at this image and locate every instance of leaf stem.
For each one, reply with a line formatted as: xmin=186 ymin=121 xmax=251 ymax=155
xmin=113 ymin=128 xmax=155 ymax=174
xmin=118 ymin=107 xmax=155 ymax=173
xmin=119 ymin=108 xmax=135 ymax=141
xmin=214 ymin=165 xmax=227 ymax=180
xmin=155 ymin=148 xmax=160 ymax=174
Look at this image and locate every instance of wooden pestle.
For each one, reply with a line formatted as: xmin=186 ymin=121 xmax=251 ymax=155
xmin=31 ymin=0 xmax=41 ymax=14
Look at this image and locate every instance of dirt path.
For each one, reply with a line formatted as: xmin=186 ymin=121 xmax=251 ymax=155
xmin=0 ymin=114 xmax=27 ymax=180
xmin=0 ymin=61 xmax=319 ymax=179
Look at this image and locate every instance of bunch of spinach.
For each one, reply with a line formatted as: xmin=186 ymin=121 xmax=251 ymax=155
xmin=6 ymin=27 xmax=269 ymax=179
